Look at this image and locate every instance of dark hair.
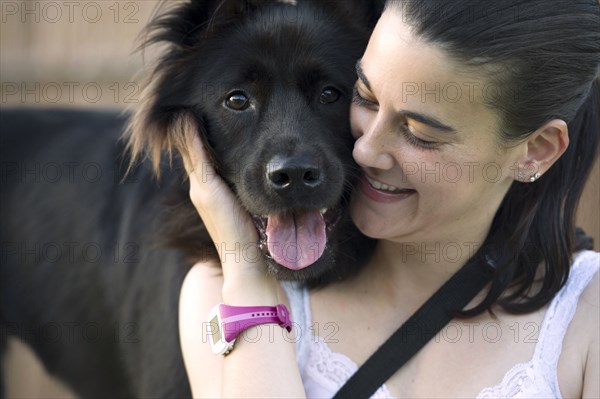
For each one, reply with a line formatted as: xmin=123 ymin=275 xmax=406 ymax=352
xmin=387 ymin=0 xmax=600 ymax=314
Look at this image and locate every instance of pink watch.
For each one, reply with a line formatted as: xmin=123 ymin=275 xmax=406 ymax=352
xmin=207 ymin=303 xmax=292 ymax=355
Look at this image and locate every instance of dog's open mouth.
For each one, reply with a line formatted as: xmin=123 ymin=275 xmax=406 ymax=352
xmin=253 ymin=208 xmax=341 ymax=270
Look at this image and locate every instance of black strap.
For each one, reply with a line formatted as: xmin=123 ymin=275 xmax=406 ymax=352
xmin=333 ymin=253 xmax=494 ymax=398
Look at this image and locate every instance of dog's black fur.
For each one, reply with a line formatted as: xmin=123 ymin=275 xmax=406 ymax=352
xmin=0 ymin=0 xmax=382 ymax=397
xmin=1 ymin=109 xmax=186 ymax=397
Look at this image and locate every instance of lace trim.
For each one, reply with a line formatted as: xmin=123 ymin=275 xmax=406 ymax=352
xmin=305 ymin=335 xmax=392 ymax=399
xmin=476 ymin=362 xmax=549 ymax=398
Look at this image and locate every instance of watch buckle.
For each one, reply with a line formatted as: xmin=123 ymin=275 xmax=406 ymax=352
xmin=276 ymin=304 xmax=292 ymax=332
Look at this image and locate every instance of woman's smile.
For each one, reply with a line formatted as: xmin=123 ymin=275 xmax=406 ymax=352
xmin=359 ymin=174 xmax=416 ymax=203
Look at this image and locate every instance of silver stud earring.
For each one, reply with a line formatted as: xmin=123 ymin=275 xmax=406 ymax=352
xmin=529 ymin=172 xmax=541 ymax=182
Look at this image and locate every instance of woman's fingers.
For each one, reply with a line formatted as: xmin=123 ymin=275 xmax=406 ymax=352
xmin=184 ymin=131 xmax=222 ymax=209
xmin=183 ymin=127 xmax=278 ymax=304
xmin=183 ymin=128 xmax=259 ymax=257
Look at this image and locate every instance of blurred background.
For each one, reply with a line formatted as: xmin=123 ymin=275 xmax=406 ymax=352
xmin=1 ymin=0 xmax=162 ymax=109
xmin=1 ymin=1 xmax=161 ymax=397
xmin=1 ymin=0 xmax=598 ymax=398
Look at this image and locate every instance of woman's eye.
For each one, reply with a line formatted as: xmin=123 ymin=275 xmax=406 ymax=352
xmin=225 ymin=92 xmax=250 ymax=110
xmin=399 ymin=124 xmax=440 ymax=150
xmin=352 ymin=86 xmax=376 ymax=108
xmin=320 ymin=87 xmax=341 ymax=104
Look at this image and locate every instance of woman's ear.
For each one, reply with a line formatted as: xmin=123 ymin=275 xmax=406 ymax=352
xmin=516 ymin=119 xmax=569 ymax=182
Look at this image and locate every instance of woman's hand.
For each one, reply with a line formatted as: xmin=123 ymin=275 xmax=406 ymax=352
xmin=183 ymin=131 xmax=257 ymax=254
xmin=183 ymin=129 xmax=278 ymax=305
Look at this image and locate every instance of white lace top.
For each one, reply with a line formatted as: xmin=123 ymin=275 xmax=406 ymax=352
xmin=282 ymin=250 xmax=599 ymax=399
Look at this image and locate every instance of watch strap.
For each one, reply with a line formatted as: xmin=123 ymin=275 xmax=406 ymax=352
xmin=219 ymin=303 xmax=292 ymax=343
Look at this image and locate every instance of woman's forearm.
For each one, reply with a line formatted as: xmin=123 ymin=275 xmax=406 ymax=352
xmin=179 ymin=262 xmax=306 ymax=398
xmin=221 ymin=325 xmax=305 ymax=398
xmin=220 ymin=265 xmax=306 ymax=398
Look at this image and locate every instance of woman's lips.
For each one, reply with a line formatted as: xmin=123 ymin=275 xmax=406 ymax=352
xmin=359 ymin=175 xmax=416 ymax=203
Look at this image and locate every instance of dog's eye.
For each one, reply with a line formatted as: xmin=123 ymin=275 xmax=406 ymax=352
xmin=320 ymin=88 xmax=341 ymax=104
xmin=225 ymin=93 xmax=250 ymax=110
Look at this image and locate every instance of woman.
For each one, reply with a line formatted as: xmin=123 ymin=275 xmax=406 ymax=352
xmin=179 ymin=0 xmax=599 ymax=397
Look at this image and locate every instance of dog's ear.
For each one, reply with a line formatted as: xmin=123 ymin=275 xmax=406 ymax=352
xmin=220 ymin=0 xmax=277 ymax=20
xmin=144 ymin=0 xmax=275 ymax=47
xmin=124 ymin=0 xmax=276 ymax=177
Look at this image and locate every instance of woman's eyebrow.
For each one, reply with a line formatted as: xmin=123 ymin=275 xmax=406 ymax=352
xmin=356 ymin=60 xmax=456 ymax=134
xmin=402 ymin=111 xmax=457 ymax=133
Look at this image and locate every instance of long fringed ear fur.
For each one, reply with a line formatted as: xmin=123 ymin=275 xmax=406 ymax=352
xmin=123 ymin=0 xmax=274 ymax=178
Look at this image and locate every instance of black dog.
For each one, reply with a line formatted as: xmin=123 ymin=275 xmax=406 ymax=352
xmin=1 ymin=0 xmax=381 ymax=397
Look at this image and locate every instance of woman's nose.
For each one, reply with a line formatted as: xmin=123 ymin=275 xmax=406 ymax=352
xmin=351 ymin=110 xmax=395 ymax=170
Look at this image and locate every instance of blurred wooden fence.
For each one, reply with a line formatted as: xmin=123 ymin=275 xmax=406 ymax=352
xmin=1 ymin=0 xmax=162 ymax=107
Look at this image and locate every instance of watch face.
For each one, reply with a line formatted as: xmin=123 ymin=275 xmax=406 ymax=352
xmin=207 ymin=304 xmax=235 ymax=355
xmin=209 ymin=315 xmax=221 ymax=345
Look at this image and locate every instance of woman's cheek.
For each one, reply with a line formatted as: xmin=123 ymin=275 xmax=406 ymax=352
xmin=350 ymin=103 xmax=368 ymax=140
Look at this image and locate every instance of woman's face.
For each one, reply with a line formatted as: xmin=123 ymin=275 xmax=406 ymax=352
xmin=350 ymin=9 xmax=527 ymax=247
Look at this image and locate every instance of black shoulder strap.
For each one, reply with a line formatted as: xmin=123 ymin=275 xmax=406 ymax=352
xmin=333 ymin=254 xmax=494 ymax=398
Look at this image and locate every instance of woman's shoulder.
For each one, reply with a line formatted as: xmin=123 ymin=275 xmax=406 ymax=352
xmin=572 ymin=249 xmax=600 ymax=269
xmin=563 ymin=250 xmax=599 ymax=303
xmin=573 ymin=250 xmax=599 ymax=300
xmin=569 ymin=250 xmax=599 ymax=310
xmin=562 ymin=250 xmax=599 ymax=330
xmin=571 ymin=250 xmax=599 ymax=330
xmin=561 ymin=250 xmax=599 ymax=398
xmin=571 ymin=248 xmax=599 ymax=322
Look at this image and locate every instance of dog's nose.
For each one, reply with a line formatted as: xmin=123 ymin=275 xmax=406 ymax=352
xmin=267 ymin=156 xmax=322 ymax=191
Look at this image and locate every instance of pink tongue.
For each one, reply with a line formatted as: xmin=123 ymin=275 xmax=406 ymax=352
xmin=266 ymin=210 xmax=326 ymax=270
